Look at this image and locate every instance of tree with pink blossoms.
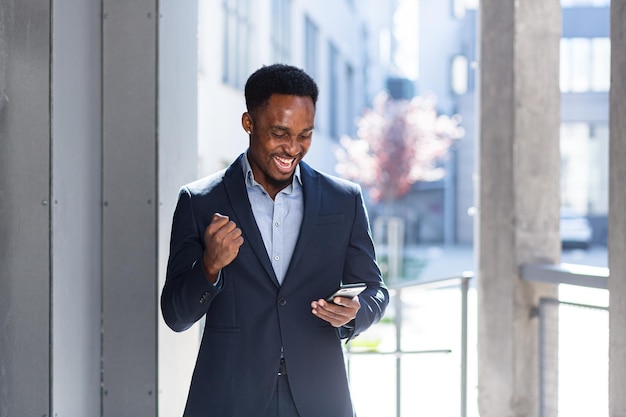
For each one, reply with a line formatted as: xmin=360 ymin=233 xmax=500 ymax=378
xmin=335 ymin=92 xmax=464 ymax=204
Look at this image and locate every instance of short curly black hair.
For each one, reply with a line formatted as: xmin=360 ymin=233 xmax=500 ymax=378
xmin=244 ymin=63 xmax=319 ymax=116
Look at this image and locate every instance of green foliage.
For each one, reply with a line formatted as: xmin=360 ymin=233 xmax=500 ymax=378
xmin=378 ymin=253 xmax=427 ymax=282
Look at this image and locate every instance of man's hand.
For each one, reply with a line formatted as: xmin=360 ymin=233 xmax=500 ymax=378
xmin=202 ymin=213 xmax=243 ymax=283
xmin=311 ymin=296 xmax=360 ymax=328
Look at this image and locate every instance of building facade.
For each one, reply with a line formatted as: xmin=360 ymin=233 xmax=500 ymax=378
xmin=418 ymin=0 xmax=609 ymax=245
xmin=197 ymin=0 xmax=398 ymax=178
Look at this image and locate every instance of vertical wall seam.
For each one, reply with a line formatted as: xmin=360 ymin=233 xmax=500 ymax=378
xmin=48 ymin=0 xmax=54 ymax=415
xmin=154 ymin=1 xmax=160 ymax=412
xmin=99 ymin=1 xmax=106 ymax=416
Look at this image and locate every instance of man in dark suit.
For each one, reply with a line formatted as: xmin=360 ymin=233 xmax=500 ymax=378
xmin=161 ymin=64 xmax=389 ymax=417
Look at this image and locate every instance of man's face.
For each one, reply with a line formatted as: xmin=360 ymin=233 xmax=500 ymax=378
xmin=243 ymin=94 xmax=315 ymax=197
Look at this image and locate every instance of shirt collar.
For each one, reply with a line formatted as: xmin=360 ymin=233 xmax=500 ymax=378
xmin=242 ymin=151 xmax=302 ymax=192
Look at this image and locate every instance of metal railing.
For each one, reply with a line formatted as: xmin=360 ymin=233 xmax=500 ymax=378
xmin=522 ymin=263 xmax=610 ymax=417
xmin=346 ymin=273 xmax=473 ymax=417
xmin=521 ymin=263 xmax=609 ymax=289
xmin=346 ymin=262 xmax=609 ymax=417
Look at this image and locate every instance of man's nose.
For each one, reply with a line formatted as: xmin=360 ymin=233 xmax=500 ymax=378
xmin=284 ymin=136 xmax=299 ymax=154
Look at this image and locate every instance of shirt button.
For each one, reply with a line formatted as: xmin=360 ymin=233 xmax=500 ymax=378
xmin=278 ymin=298 xmax=287 ymax=306
xmin=274 ymin=255 xmax=280 ymax=261
xmin=275 ymin=221 xmax=280 ymax=227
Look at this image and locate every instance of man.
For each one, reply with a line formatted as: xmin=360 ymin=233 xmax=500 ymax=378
xmin=161 ymin=63 xmax=388 ymax=417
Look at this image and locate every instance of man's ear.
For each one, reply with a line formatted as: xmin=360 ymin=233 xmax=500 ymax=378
xmin=241 ymin=112 xmax=253 ymax=135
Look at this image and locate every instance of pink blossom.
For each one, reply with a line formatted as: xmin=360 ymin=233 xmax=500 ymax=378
xmin=335 ymin=92 xmax=464 ymax=202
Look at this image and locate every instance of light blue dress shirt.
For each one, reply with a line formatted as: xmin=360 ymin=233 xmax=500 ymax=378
xmin=242 ymin=153 xmax=304 ymax=285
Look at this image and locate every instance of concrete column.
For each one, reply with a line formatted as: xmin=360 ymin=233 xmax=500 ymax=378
xmin=478 ymin=1 xmax=561 ymax=416
xmin=609 ymin=1 xmax=626 ymax=415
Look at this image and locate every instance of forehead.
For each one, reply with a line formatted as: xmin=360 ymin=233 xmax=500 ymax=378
xmin=259 ymin=94 xmax=316 ymax=122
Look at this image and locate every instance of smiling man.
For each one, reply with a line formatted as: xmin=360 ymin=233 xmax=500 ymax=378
xmin=161 ymin=64 xmax=389 ymax=417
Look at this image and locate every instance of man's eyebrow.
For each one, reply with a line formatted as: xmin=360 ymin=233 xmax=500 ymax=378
xmin=271 ymin=125 xmax=315 ymax=132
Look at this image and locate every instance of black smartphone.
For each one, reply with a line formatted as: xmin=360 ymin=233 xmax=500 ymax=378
xmin=326 ymin=283 xmax=367 ymax=303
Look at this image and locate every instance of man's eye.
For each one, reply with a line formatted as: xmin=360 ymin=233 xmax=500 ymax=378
xmin=272 ymin=132 xmax=287 ymax=138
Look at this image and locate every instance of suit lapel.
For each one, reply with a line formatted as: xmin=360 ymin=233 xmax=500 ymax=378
xmin=223 ymin=155 xmax=278 ymax=285
xmin=284 ymin=161 xmax=320 ymax=281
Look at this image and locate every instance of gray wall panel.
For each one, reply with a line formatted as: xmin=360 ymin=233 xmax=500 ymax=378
xmin=51 ymin=0 xmax=102 ymax=415
xmin=157 ymin=1 xmax=201 ymax=414
xmin=1 ymin=0 xmax=201 ymax=415
xmin=101 ymin=0 xmax=158 ymax=415
xmin=0 ymin=1 xmax=51 ymax=416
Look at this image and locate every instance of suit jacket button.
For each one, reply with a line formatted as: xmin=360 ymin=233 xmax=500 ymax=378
xmin=278 ymin=298 xmax=287 ymax=306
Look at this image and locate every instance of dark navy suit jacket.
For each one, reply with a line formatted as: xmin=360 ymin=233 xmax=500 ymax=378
xmin=161 ymin=154 xmax=389 ymax=417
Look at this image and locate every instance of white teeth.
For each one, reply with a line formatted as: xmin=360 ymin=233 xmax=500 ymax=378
xmin=275 ymin=156 xmax=294 ymax=167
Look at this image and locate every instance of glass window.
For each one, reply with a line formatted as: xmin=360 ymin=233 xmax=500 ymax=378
xmin=451 ymin=55 xmax=468 ymax=95
xmin=271 ymin=0 xmax=291 ymax=63
xmin=561 ymin=123 xmax=590 ymax=213
xmin=452 ymin=0 xmax=478 ymax=18
xmin=222 ymin=0 xmax=252 ymax=88
xmin=304 ymin=15 xmax=318 ymax=79
xmin=587 ymin=123 xmax=609 ymax=215
xmin=452 ymin=0 xmax=466 ymax=19
xmin=561 ymin=0 xmax=609 ymax=7
xmin=570 ymin=38 xmax=591 ymax=92
xmin=560 ymin=37 xmax=610 ymax=92
xmin=346 ymin=64 xmax=355 ymax=135
xmin=560 ymin=122 xmax=609 ymax=216
xmin=591 ymin=37 xmax=610 ymax=91
xmin=560 ymin=38 xmax=573 ymax=92
xmin=328 ymin=42 xmax=339 ymax=139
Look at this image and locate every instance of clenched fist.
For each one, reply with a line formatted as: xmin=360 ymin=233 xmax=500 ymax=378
xmin=202 ymin=213 xmax=244 ymax=283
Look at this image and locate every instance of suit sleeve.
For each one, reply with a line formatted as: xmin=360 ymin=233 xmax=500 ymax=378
xmin=161 ymin=187 xmax=221 ymax=332
xmin=340 ymin=185 xmax=389 ymax=340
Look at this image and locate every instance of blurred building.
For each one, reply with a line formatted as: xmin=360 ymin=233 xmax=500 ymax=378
xmin=196 ymin=0 xmax=400 ymax=177
xmin=417 ymin=0 xmax=610 ymax=245
xmin=560 ymin=0 xmax=610 ymax=245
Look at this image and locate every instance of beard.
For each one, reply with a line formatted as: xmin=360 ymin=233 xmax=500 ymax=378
xmin=266 ymin=173 xmax=293 ymax=190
